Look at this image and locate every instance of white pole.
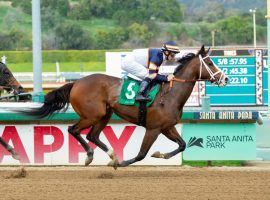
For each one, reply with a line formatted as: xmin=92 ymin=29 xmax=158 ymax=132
xmin=253 ymin=10 xmax=257 ymax=48
xmin=32 ymin=0 xmax=43 ymax=102
xmin=250 ymin=9 xmax=257 ymax=48
xmin=211 ymin=30 xmax=215 ymax=47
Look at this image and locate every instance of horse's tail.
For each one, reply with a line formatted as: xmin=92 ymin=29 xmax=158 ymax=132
xmin=22 ymin=82 xmax=74 ymax=118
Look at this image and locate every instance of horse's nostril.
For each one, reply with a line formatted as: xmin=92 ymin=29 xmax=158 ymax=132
xmin=225 ymin=77 xmax=229 ymax=83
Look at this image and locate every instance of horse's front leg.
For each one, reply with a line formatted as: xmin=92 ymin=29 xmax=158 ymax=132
xmin=108 ymin=128 xmax=160 ymax=169
xmin=0 ymin=137 xmax=20 ymax=160
xmin=151 ymin=126 xmax=186 ymax=159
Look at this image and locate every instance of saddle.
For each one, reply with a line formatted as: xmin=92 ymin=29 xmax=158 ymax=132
xmin=119 ymin=77 xmax=160 ymax=107
xmin=118 ymin=77 xmax=160 ymax=126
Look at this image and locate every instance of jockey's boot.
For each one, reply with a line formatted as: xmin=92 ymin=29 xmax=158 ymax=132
xmin=136 ymin=79 xmax=151 ymax=102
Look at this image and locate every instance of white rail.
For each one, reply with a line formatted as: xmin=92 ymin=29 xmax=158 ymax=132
xmin=13 ymin=71 xmax=105 ymax=82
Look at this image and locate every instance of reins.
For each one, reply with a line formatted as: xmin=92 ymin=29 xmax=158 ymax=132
xmin=169 ymin=77 xmax=209 ymax=88
xmin=0 ymin=77 xmax=20 ymax=93
xmin=160 ymin=77 xmax=208 ymax=105
xmin=0 ymin=86 xmax=12 ymax=90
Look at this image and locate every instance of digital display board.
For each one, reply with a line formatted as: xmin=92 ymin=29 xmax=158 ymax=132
xmin=208 ymin=49 xmax=267 ymax=106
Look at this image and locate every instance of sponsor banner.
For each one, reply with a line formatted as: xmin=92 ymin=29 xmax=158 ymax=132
xmin=0 ymin=124 xmax=182 ymax=165
xmin=194 ymin=111 xmax=259 ymax=120
xmin=182 ymin=124 xmax=256 ymax=160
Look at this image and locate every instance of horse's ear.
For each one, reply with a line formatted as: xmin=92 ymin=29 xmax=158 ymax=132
xmin=201 ymin=45 xmax=205 ymax=51
xmin=197 ymin=45 xmax=205 ymax=55
xmin=206 ymin=47 xmax=210 ymax=54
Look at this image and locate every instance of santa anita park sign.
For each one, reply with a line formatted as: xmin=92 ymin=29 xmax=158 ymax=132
xmin=182 ymin=123 xmax=256 ymax=160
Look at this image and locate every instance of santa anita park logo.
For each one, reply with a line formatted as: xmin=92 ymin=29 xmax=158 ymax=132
xmin=187 ymin=135 xmax=254 ymax=149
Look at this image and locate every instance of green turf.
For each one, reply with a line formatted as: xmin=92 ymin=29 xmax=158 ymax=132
xmin=8 ymin=62 xmax=105 ymax=72
xmin=182 ymin=160 xmax=242 ymax=167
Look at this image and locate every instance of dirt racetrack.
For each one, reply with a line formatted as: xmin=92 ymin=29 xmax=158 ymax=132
xmin=0 ymin=165 xmax=270 ymax=200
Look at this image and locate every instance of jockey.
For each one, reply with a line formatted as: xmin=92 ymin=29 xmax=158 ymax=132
xmin=121 ymin=41 xmax=180 ymax=102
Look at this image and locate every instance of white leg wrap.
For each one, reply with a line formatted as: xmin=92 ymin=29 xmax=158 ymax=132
xmin=107 ymin=149 xmax=114 ymax=157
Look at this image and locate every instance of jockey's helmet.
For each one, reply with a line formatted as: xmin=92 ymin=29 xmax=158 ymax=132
xmin=161 ymin=41 xmax=180 ymax=53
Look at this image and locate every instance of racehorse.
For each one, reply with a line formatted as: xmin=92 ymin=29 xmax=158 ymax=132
xmin=0 ymin=63 xmax=31 ymax=102
xmin=19 ymin=45 xmax=228 ymax=168
xmin=0 ymin=61 xmax=29 ymax=160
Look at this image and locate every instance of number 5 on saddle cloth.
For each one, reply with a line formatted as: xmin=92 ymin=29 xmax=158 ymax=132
xmin=118 ymin=78 xmax=160 ymax=107
xmin=119 ymin=78 xmax=160 ymax=126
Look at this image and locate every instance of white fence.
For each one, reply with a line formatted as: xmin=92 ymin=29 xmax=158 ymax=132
xmin=13 ymin=72 xmax=105 ymax=82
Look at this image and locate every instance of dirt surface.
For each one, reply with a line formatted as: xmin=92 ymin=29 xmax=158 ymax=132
xmin=0 ymin=166 xmax=270 ymax=200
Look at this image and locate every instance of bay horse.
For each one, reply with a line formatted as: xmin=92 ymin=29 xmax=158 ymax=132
xmin=20 ymin=45 xmax=228 ymax=168
xmin=0 ymin=62 xmax=30 ymax=160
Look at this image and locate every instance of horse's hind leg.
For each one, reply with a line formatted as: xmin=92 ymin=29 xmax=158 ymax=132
xmin=109 ymin=128 xmax=160 ymax=169
xmin=151 ymin=126 xmax=186 ymax=159
xmin=0 ymin=137 xmax=20 ymax=160
xmin=86 ymin=111 xmax=119 ymax=166
xmin=68 ymin=120 xmax=94 ymax=166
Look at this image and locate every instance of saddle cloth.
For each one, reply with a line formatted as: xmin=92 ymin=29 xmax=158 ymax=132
xmin=118 ymin=78 xmax=160 ymax=107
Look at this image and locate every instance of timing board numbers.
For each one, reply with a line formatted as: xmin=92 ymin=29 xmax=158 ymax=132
xmin=217 ymin=58 xmax=248 ymax=65
xmin=209 ymin=56 xmax=261 ymax=105
xmin=212 ymin=57 xmax=255 ymax=85
xmin=222 ymin=67 xmax=248 ymax=75
xmin=229 ymin=77 xmax=249 ymax=84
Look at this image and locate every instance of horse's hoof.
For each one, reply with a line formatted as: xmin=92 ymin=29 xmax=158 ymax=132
xmin=113 ymin=159 xmax=119 ymax=170
xmin=85 ymin=156 xmax=93 ymax=166
xmin=110 ymin=152 xmax=119 ymax=162
xmin=151 ymin=151 xmax=161 ymax=158
xmin=12 ymin=153 xmax=20 ymax=161
xmin=107 ymin=159 xmax=119 ymax=170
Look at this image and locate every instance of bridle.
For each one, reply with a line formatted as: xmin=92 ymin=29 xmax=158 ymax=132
xmin=198 ymin=55 xmax=224 ymax=85
xmin=0 ymin=75 xmax=20 ymax=94
xmin=170 ymin=54 xmax=224 ymax=88
xmin=0 ymin=85 xmax=15 ymax=94
xmin=0 ymin=63 xmax=23 ymax=95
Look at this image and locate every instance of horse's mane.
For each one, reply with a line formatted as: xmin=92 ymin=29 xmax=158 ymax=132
xmin=0 ymin=62 xmax=7 ymax=73
xmin=173 ymin=53 xmax=196 ymax=75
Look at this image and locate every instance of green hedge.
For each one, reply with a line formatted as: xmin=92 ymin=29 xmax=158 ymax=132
xmin=0 ymin=49 xmax=127 ymax=63
xmin=42 ymin=50 xmax=106 ymax=62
